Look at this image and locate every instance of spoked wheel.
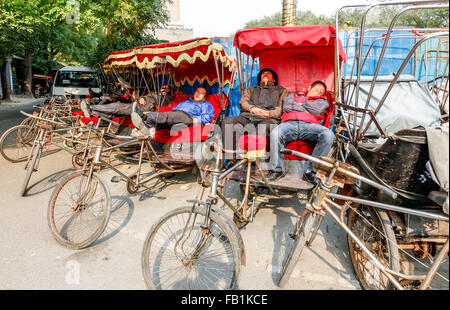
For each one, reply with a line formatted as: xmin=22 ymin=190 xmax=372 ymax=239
xmin=347 ymin=205 xmax=400 ymax=290
xmin=278 ymin=210 xmax=316 ymax=287
xmin=142 ymin=205 xmax=241 ymax=290
xmin=47 ymin=171 xmax=111 ymax=249
xmin=0 ymin=125 xmax=36 ymax=162
xmin=20 ymin=117 xmax=38 ymax=127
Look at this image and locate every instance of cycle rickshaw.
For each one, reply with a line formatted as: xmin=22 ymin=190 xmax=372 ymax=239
xmin=46 ymin=38 xmax=237 ymax=249
xmin=141 ymin=0 xmax=449 ymax=289
xmin=140 ymin=24 xmax=348 ymax=290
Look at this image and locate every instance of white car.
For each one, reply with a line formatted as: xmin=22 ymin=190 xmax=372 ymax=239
xmin=52 ymin=66 xmax=101 ymax=99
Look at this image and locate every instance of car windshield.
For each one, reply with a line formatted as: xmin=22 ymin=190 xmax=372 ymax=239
xmin=54 ymin=71 xmax=99 ymax=88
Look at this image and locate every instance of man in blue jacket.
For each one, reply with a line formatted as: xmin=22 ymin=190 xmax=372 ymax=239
xmin=132 ymin=86 xmax=215 ymax=138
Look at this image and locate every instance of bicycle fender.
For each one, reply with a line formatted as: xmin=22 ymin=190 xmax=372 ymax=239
xmin=211 ymin=206 xmax=247 ymax=266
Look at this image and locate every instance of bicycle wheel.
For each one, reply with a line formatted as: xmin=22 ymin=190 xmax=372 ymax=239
xmin=20 ymin=144 xmax=41 ymax=196
xmin=47 ymin=171 xmax=111 ymax=249
xmin=0 ymin=125 xmax=35 ymax=162
xmin=278 ymin=210 xmax=316 ymax=287
xmin=142 ymin=205 xmax=241 ymax=290
xmin=20 ymin=117 xmax=36 ymax=127
xmin=347 ymin=205 xmax=400 ymax=290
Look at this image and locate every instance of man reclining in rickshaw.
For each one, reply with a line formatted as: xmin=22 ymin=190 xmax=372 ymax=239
xmin=80 ymin=84 xmax=174 ymax=120
xmin=221 ymin=68 xmax=288 ymax=169
xmin=266 ymin=80 xmax=335 ymax=183
xmin=131 ymin=86 xmax=215 ymax=139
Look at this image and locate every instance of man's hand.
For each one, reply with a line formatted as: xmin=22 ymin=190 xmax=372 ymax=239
xmin=250 ymin=107 xmax=270 ymax=118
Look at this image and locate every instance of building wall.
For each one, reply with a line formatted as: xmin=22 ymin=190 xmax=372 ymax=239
xmin=153 ymin=0 xmax=193 ymax=42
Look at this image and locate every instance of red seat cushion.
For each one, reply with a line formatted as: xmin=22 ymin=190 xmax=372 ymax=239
xmin=72 ymin=111 xmax=84 ymax=116
xmin=152 ymin=94 xmax=226 ymax=144
xmin=284 ymin=91 xmax=334 ymax=161
xmin=80 ymin=116 xmax=100 ymax=125
xmin=239 ymin=135 xmax=267 ymax=152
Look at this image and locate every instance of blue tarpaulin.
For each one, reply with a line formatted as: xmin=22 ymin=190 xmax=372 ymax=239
xmin=212 ymin=31 xmax=445 ymax=117
xmin=212 ymin=37 xmax=260 ymax=117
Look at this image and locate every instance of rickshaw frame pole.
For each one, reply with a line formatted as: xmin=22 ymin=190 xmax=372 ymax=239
xmin=358 ymin=4 xmax=449 ymax=139
xmin=360 ymin=31 xmax=449 ymax=137
xmin=340 ymin=0 xmax=449 ymax=142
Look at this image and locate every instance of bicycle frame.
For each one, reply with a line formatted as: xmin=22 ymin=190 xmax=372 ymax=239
xmin=283 ymin=148 xmax=449 ymax=290
xmin=78 ymin=125 xmax=191 ymax=195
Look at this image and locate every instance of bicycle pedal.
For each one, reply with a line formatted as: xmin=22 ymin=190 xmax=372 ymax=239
xmin=255 ymin=196 xmax=269 ymax=204
xmin=110 ymin=176 xmax=125 ymax=183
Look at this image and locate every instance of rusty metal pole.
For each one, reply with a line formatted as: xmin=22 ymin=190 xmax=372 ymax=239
xmin=282 ymin=0 xmax=297 ymax=26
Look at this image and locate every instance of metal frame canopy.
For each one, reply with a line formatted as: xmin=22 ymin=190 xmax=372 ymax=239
xmin=233 ymin=25 xmax=347 ymax=94
xmin=104 ymin=38 xmax=236 ymax=88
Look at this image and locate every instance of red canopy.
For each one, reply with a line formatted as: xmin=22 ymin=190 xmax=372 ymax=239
xmin=104 ymin=38 xmax=236 ymax=87
xmin=234 ymin=25 xmax=346 ymax=61
xmin=234 ymin=25 xmax=346 ymax=93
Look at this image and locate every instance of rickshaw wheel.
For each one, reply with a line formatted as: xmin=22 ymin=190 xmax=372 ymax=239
xmin=0 ymin=125 xmax=36 ymax=163
xmin=347 ymin=205 xmax=401 ymax=290
xmin=141 ymin=205 xmax=241 ymax=290
xmin=47 ymin=171 xmax=111 ymax=249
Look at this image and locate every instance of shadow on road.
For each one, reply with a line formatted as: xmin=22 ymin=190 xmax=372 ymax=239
xmin=25 ymin=168 xmax=75 ymax=196
xmin=93 ymin=192 xmax=135 ymax=245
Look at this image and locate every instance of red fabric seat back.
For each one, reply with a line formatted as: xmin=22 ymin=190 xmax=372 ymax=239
xmin=156 ymin=94 xmax=224 ymax=121
xmin=152 ymin=94 xmax=227 ymax=144
xmin=239 ymin=135 xmax=267 ymax=152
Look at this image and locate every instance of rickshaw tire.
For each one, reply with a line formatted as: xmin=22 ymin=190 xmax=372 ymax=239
xmin=0 ymin=125 xmax=34 ymax=163
xmin=21 ymin=144 xmax=41 ymax=196
xmin=278 ymin=211 xmax=316 ymax=288
xmin=141 ymin=205 xmax=241 ymax=290
xmin=47 ymin=171 xmax=111 ymax=250
xmin=347 ymin=206 xmax=400 ymax=290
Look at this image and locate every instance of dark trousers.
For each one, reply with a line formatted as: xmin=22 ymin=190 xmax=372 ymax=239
xmin=90 ymin=102 xmax=132 ymax=119
xmin=144 ymin=110 xmax=193 ymax=128
xmin=221 ymin=114 xmax=279 ymax=159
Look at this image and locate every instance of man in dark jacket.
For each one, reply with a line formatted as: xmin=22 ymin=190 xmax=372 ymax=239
xmin=267 ymin=81 xmax=335 ymax=182
xmin=80 ymin=84 xmax=173 ymax=119
xmin=221 ymin=68 xmax=288 ymax=161
xmin=131 ymin=86 xmax=215 ymax=138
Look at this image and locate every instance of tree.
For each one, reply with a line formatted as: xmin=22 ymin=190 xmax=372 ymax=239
xmin=0 ymin=0 xmax=170 ymax=101
xmin=243 ymin=3 xmax=448 ymax=30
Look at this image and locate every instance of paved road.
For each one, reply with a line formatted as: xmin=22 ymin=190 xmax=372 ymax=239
xmin=0 ymin=100 xmax=447 ymax=290
xmin=0 ymin=97 xmax=45 ymax=136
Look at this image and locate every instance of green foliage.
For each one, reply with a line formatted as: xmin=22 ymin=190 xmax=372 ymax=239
xmin=243 ymin=5 xmax=449 ymax=30
xmin=0 ymin=0 xmax=169 ymax=73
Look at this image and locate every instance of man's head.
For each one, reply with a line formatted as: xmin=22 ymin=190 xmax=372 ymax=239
xmin=257 ymin=68 xmax=278 ymax=86
xmin=307 ymin=81 xmax=327 ymax=97
xmin=159 ymin=84 xmax=172 ymax=96
xmin=193 ymin=86 xmax=207 ymax=102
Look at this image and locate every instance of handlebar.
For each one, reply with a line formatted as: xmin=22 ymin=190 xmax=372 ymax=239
xmin=20 ymin=110 xmax=69 ymax=128
xmin=280 ymin=149 xmax=398 ymax=199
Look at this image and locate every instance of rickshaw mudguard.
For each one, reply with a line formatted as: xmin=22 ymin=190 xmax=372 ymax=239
xmin=211 ymin=205 xmax=247 ymax=266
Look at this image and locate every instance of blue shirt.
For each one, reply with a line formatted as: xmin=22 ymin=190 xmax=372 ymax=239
xmin=172 ymin=98 xmax=215 ymax=125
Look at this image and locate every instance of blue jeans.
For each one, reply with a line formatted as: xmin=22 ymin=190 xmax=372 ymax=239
xmin=269 ymin=121 xmax=335 ymax=173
